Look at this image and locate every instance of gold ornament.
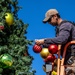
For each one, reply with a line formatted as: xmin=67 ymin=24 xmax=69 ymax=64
xmin=40 ymin=48 xmax=50 ymax=59
xmin=52 ymin=70 xmax=57 ymax=75
xmin=5 ymin=13 xmax=14 ymax=25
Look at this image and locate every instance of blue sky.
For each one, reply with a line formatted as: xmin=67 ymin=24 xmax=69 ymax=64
xmin=18 ymin=0 xmax=75 ymax=75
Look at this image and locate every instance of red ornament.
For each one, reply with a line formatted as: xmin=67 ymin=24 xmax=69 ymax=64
xmin=33 ymin=44 xmax=42 ymax=53
xmin=48 ymin=44 xmax=58 ymax=54
xmin=46 ymin=54 xmax=56 ymax=62
xmin=0 ymin=26 xmax=4 ymax=30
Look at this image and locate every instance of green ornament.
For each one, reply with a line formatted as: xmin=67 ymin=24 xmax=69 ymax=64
xmin=0 ymin=54 xmax=13 ymax=68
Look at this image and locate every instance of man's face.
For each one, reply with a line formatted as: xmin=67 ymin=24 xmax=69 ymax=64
xmin=48 ymin=15 xmax=58 ymax=26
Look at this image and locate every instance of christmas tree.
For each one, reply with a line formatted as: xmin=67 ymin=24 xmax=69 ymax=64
xmin=0 ymin=0 xmax=35 ymax=75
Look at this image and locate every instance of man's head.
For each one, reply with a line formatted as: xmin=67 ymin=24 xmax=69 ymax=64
xmin=43 ymin=9 xmax=61 ymax=26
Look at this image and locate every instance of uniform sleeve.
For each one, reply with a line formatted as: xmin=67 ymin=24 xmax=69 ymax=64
xmin=44 ymin=22 xmax=72 ymax=45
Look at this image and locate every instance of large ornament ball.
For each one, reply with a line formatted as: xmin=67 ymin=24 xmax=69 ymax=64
xmin=52 ymin=70 xmax=57 ymax=75
xmin=5 ymin=13 xmax=14 ymax=25
xmin=40 ymin=48 xmax=50 ymax=59
xmin=0 ymin=54 xmax=13 ymax=68
xmin=33 ymin=44 xmax=42 ymax=53
xmin=0 ymin=23 xmax=4 ymax=30
xmin=0 ymin=26 xmax=4 ymax=30
xmin=46 ymin=54 xmax=56 ymax=62
xmin=48 ymin=44 xmax=58 ymax=54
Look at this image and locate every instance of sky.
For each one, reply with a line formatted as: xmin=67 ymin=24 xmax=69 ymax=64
xmin=18 ymin=0 xmax=75 ymax=75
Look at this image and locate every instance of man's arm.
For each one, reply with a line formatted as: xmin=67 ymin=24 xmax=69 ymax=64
xmin=35 ymin=22 xmax=72 ymax=47
xmin=44 ymin=22 xmax=72 ymax=44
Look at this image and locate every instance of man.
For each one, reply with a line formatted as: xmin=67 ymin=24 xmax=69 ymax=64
xmin=35 ymin=9 xmax=75 ymax=74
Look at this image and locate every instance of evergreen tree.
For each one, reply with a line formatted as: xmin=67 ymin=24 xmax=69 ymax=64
xmin=0 ymin=0 xmax=35 ymax=75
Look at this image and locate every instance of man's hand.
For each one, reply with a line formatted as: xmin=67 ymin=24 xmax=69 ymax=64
xmin=35 ymin=39 xmax=44 ymax=45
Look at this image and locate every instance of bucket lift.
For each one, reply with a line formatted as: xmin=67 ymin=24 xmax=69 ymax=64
xmin=59 ymin=41 xmax=75 ymax=75
xmin=45 ymin=40 xmax=75 ymax=75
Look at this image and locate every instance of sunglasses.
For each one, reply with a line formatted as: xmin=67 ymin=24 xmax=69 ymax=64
xmin=47 ymin=15 xmax=54 ymax=22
